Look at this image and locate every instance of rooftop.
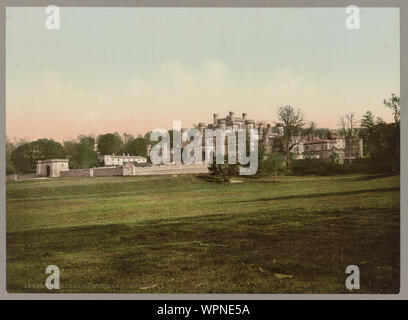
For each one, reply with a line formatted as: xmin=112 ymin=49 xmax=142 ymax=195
xmin=102 ymin=155 xmax=146 ymax=159
xmin=37 ymin=159 xmax=69 ymax=163
xmin=303 ymin=139 xmax=334 ymax=145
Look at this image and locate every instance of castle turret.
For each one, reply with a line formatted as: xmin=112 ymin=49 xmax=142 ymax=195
xmin=220 ymin=119 xmax=226 ymax=131
xmin=229 ymin=111 xmax=235 ymax=125
xmin=213 ymin=113 xmax=219 ymax=125
xmin=246 ymin=119 xmax=255 ymax=131
xmin=198 ymin=122 xmax=206 ymax=134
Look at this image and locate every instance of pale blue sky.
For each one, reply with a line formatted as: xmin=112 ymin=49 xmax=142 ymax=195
xmin=6 ymin=7 xmax=400 ymax=141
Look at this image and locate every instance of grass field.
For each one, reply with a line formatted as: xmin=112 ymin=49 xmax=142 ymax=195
xmin=6 ymin=173 xmax=400 ymax=293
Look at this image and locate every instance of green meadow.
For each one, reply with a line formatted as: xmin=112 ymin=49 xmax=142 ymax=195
xmin=6 ymin=174 xmax=400 ymax=293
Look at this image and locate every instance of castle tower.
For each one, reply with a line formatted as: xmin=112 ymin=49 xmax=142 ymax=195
xmin=213 ymin=113 xmax=219 ymax=126
xmin=198 ymin=122 xmax=206 ymax=134
xmin=220 ymin=119 xmax=226 ymax=131
xmin=229 ymin=111 xmax=235 ymax=125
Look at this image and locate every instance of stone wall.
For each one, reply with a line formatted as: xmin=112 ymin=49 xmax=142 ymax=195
xmin=6 ymin=174 xmax=18 ymax=181
xmin=60 ymin=169 xmax=91 ymax=178
xmin=131 ymin=164 xmax=209 ymax=176
xmin=6 ymin=173 xmax=37 ymax=181
xmin=93 ymin=166 xmax=123 ymax=177
xmin=10 ymin=164 xmax=210 ymax=180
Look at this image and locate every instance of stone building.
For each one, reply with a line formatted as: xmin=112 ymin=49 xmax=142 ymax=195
xmin=301 ymin=138 xmax=346 ymax=160
xmin=291 ymin=136 xmax=363 ymax=161
xmin=205 ymin=112 xmax=256 ymax=131
xmin=201 ymin=112 xmax=364 ymax=161
xmin=149 ymin=112 xmax=363 ymax=163
xmin=36 ymin=159 xmax=69 ymax=177
xmin=98 ymin=154 xmax=147 ymax=166
xmin=197 ymin=112 xmax=279 ymax=154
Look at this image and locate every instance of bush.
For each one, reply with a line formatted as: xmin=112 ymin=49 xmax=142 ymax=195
xmin=290 ymin=158 xmax=339 ymax=176
xmin=11 ymin=139 xmax=66 ymax=173
xmin=342 ymin=158 xmax=395 ymax=174
xmin=257 ymin=154 xmax=286 ymax=181
xmin=290 ymin=157 xmax=397 ymax=176
xmin=208 ymin=157 xmax=239 ymax=182
xmin=6 ymin=158 xmax=16 ymax=174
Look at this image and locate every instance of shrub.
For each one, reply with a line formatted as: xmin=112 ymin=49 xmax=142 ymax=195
xmin=291 ymin=157 xmax=397 ymax=176
xmin=257 ymin=154 xmax=286 ymax=181
xmin=208 ymin=157 xmax=239 ymax=182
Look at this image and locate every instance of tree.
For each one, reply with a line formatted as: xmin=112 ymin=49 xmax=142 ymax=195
xmin=6 ymin=137 xmax=16 ymax=174
xmin=369 ymin=121 xmax=399 ymax=171
xmin=97 ymin=133 xmax=123 ymax=155
xmin=11 ymin=139 xmax=66 ymax=173
xmin=119 ymin=134 xmax=134 ymax=155
xmin=258 ymin=153 xmax=285 ymax=182
xmin=64 ymin=136 xmax=99 ymax=169
xmin=122 ymin=133 xmax=134 ymax=145
xmin=77 ymin=135 xmax=96 ymax=148
xmin=208 ymin=156 xmax=239 ymax=182
xmin=144 ymin=131 xmax=153 ymax=144
xmin=338 ymin=112 xmax=358 ymax=137
xmin=384 ymin=94 xmax=400 ymax=172
xmin=303 ymin=121 xmax=317 ymax=141
xmin=338 ymin=112 xmax=359 ymax=158
xmin=383 ymin=93 xmax=400 ymax=125
xmin=277 ymin=105 xmax=305 ymax=167
xmin=313 ymin=127 xmax=331 ymax=139
xmin=355 ymin=95 xmax=400 ymax=172
xmin=359 ymin=111 xmax=376 ymax=157
xmin=63 ymin=141 xmax=77 ymax=167
xmin=361 ymin=111 xmax=375 ymax=129
xmin=123 ymin=137 xmax=148 ymax=157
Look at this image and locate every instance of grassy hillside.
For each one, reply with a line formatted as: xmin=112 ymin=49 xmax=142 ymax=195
xmin=6 ymin=174 xmax=400 ymax=293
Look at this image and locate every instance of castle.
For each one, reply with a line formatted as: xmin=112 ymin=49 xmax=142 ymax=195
xmin=195 ymin=112 xmax=281 ymax=154
xmin=192 ymin=111 xmax=363 ymax=161
xmin=30 ymin=111 xmax=363 ymax=180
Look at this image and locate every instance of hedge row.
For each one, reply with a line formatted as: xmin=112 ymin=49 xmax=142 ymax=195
xmin=290 ymin=158 xmax=397 ymax=176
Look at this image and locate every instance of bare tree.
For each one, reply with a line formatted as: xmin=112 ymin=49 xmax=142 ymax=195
xmin=122 ymin=133 xmax=135 ymax=145
xmin=277 ymin=105 xmax=305 ymax=167
xmin=338 ymin=112 xmax=359 ymax=158
xmin=338 ymin=113 xmax=358 ymax=136
xmin=383 ymin=93 xmax=400 ymax=124
xmin=305 ymin=121 xmax=317 ymax=141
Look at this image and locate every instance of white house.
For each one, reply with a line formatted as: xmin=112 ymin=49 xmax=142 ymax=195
xmin=99 ymin=154 xmax=147 ymax=166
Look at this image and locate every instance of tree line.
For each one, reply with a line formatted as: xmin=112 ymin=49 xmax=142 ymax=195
xmin=7 ymin=94 xmax=400 ymax=177
xmin=6 ymin=133 xmax=152 ymax=174
xmin=210 ymin=94 xmax=400 ymax=181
